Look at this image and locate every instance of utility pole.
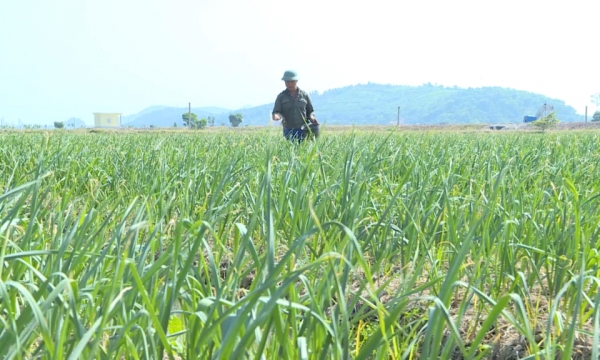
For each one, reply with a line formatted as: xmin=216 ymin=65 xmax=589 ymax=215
xmin=397 ymin=106 xmax=401 ymax=126
xmin=188 ymin=102 xmax=191 ymax=130
xmin=585 ymin=106 xmax=588 ymax=124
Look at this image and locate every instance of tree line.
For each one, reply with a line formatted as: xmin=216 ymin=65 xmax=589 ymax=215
xmin=180 ymin=113 xmax=243 ymax=129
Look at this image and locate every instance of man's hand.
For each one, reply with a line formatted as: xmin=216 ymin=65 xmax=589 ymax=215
xmin=309 ymin=115 xmax=319 ymax=124
xmin=272 ymin=113 xmax=281 ymax=121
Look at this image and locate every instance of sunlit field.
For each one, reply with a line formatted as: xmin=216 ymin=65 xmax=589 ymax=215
xmin=1 ymin=128 xmax=600 ymax=359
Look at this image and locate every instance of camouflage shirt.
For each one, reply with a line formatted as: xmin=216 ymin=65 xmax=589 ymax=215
xmin=272 ymin=88 xmax=315 ymax=129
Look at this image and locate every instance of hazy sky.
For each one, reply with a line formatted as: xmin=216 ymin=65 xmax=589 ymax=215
xmin=1 ymin=0 xmax=599 ymax=126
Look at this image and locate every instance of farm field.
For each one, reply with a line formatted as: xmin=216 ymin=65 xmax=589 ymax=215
xmin=1 ymin=129 xmax=600 ymax=359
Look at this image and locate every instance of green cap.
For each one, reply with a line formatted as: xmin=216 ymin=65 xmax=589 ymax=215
xmin=281 ymin=70 xmax=299 ymax=81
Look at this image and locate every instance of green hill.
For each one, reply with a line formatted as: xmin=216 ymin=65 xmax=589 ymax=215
xmin=240 ymin=83 xmax=581 ymax=126
xmin=123 ymin=106 xmax=231 ymax=128
xmin=64 ymin=117 xmax=87 ymax=128
xmin=123 ymin=84 xmax=582 ymax=127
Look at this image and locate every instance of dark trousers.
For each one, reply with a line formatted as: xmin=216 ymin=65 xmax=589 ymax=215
xmin=283 ymin=128 xmax=305 ymax=143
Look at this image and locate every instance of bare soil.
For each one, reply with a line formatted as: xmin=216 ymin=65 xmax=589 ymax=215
xmin=345 ymin=267 xmax=597 ymax=359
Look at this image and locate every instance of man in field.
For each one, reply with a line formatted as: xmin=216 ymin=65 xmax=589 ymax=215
xmin=271 ymin=70 xmax=319 ymax=142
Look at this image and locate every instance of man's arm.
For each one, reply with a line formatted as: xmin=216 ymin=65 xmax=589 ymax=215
xmin=305 ymin=94 xmax=317 ymax=123
xmin=272 ymin=94 xmax=283 ymax=120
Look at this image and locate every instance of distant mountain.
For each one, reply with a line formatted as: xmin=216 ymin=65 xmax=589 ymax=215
xmin=121 ymin=84 xmax=583 ymax=128
xmin=64 ymin=117 xmax=87 ymax=128
xmin=238 ymin=83 xmax=582 ymax=126
xmin=121 ymin=105 xmax=169 ymax=124
xmin=198 ymin=106 xmax=232 ymax=113
xmin=123 ymin=106 xmax=231 ymax=128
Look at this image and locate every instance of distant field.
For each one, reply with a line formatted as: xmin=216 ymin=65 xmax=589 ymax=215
xmin=1 ymin=130 xmax=599 ymax=359
xmin=4 ymin=121 xmax=600 ymax=135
